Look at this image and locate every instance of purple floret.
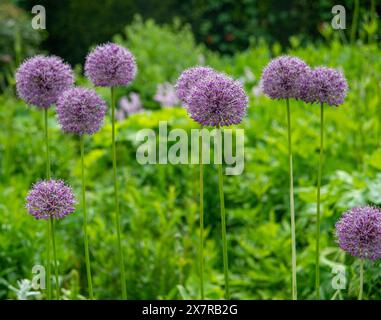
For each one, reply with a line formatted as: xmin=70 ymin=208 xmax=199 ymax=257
xmin=187 ymin=72 xmax=248 ymax=127
xmin=26 ymin=179 xmax=76 ymax=220
xmin=336 ymin=206 xmax=381 ymax=260
xmin=300 ymin=67 xmax=348 ymax=106
xmin=16 ymin=55 xmax=74 ymax=108
xmin=56 ymin=87 xmax=107 ymax=135
xmin=175 ymin=66 xmax=215 ymax=103
xmin=260 ymin=55 xmax=310 ymax=100
xmin=85 ymin=43 xmax=137 ymax=87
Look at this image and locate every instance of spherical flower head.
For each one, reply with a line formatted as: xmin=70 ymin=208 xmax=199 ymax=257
xmin=26 ymin=179 xmax=76 ymax=220
xmin=175 ymin=66 xmax=216 ymax=103
xmin=16 ymin=55 xmax=74 ymax=108
xmin=56 ymin=87 xmax=107 ymax=135
xmin=187 ymin=72 xmax=248 ymax=127
xmin=335 ymin=206 xmax=381 ymax=260
xmin=85 ymin=43 xmax=137 ymax=87
xmin=260 ymin=55 xmax=309 ymax=100
xmin=301 ymin=67 xmax=348 ymax=106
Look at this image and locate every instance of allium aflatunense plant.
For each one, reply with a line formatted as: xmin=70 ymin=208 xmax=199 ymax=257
xmin=26 ymin=179 xmax=76 ymax=298
xmin=299 ymin=66 xmax=347 ymax=299
xmin=16 ymin=56 xmax=74 ymax=299
xmin=261 ymin=56 xmax=310 ymax=300
xmin=57 ymin=87 xmax=107 ymax=299
xmin=336 ymin=206 xmax=381 ymax=300
xmin=177 ymin=67 xmax=248 ymax=299
xmin=85 ymin=43 xmax=137 ymax=299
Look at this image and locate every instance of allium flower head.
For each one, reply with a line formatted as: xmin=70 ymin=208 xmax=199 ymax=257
xmin=336 ymin=206 xmax=381 ymax=260
xmin=175 ymin=66 xmax=215 ymax=103
xmin=16 ymin=55 xmax=74 ymax=108
xmin=56 ymin=87 xmax=107 ymax=135
xmin=260 ymin=56 xmax=309 ymax=100
xmin=85 ymin=43 xmax=137 ymax=87
xmin=26 ymin=180 xmax=76 ymax=220
xmin=300 ymin=67 xmax=348 ymax=106
xmin=187 ymin=72 xmax=248 ymax=127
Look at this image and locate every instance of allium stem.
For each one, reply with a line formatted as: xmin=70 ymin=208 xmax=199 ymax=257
xmin=216 ymin=128 xmax=230 ymax=300
xmin=359 ymin=259 xmax=364 ymax=300
xmin=80 ymin=135 xmax=94 ymax=299
xmin=315 ymin=103 xmax=324 ymax=299
xmin=199 ymin=132 xmax=205 ymax=299
xmin=44 ymin=108 xmax=52 ymax=300
xmin=111 ymin=87 xmax=127 ymax=299
xmin=286 ymin=98 xmax=297 ymax=300
xmin=51 ymin=217 xmax=60 ymax=299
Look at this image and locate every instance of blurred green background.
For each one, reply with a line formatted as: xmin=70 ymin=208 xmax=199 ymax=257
xmin=1 ymin=0 xmax=381 ymax=300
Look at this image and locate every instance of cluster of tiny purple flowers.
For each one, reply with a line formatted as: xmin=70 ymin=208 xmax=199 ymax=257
xmin=85 ymin=43 xmax=137 ymax=87
xmin=261 ymin=55 xmax=348 ymax=106
xmin=176 ymin=66 xmax=248 ymax=127
xmin=336 ymin=206 xmax=381 ymax=260
xmin=26 ymin=180 xmax=76 ymax=220
xmin=56 ymin=87 xmax=107 ymax=135
xmin=16 ymin=55 xmax=74 ymax=108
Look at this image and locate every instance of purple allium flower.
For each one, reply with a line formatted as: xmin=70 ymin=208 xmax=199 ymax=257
xmin=175 ymin=66 xmax=215 ymax=103
xmin=85 ymin=43 xmax=137 ymax=87
xmin=187 ymin=72 xmax=248 ymax=127
xmin=16 ymin=55 xmax=74 ymax=108
xmin=117 ymin=93 xmax=144 ymax=121
xmin=300 ymin=67 xmax=348 ymax=106
xmin=260 ymin=56 xmax=310 ymax=100
xmin=56 ymin=87 xmax=107 ymax=135
xmin=335 ymin=206 xmax=381 ymax=260
xmin=154 ymin=82 xmax=181 ymax=107
xmin=26 ymin=179 xmax=76 ymax=220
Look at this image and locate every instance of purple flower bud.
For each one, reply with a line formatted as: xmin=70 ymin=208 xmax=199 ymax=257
xmin=336 ymin=206 xmax=381 ymax=260
xmin=260 ymin=56 xmax=309 ymax=100
xmin=85 ymin=43 xmax=137 ymax=87
xmin=56 ymin=87 xmax=107 ymax=135
xmin=16 ymin=55 xmax=74 ymax=109
xmin=175 ymin=66 xmax=215 ymax=103
xmin=187 ymin=72 xmax=248 ymax=127
xmin=300 ymin=67 xmax=348 ymax=106
xmin=26 ymin=179 xmax=76 ymax=220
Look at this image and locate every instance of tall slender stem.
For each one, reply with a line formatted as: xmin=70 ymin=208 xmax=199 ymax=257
xmin=44 ymin=108 xmax=52 ymax=300
xmin=216 ymin=127 xmax=230 ymax=300
xmin=351 ymin=0 xmax=360 ymax=44
xmin=199 ymin=132 xmax=204 ymax=299
xmin=51 ymin=218 xmax=59 ymax=299
xmin=111 ymin=87 xmax=127 ymax=299
xmin=286 ymin=99 xmax=297 ymax=300
xmin=315 ymin=103 xmax=324 ymax=299
xmin=80 ymin=135 xmax=94 ymax=299
xmin=359 ymin=259 xmax=364 ymax=300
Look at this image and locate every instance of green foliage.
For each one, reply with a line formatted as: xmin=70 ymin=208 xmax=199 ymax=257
xmin=113 ymin=16 xmax=214 ymax=109
xmin=1 ymin=22 xmax=381 ymax=300
xmin=0 ymin=1 xmax=45 ymax=91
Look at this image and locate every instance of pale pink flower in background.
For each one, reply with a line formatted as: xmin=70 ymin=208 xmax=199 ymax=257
xmin=154 ymin=82 xmax=181 ymax=108
xmin=117 ymin=92 xmax=144 ymax=120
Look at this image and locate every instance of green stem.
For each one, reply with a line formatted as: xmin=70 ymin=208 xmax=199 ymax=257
xmin=359 ymin=259 xmax=364 ymax=300
xmin=44 ymin=109 xmax=52 ymax=300
xmin=51 ymin=218 xmax=59 ymax=299
xmin=286 ymin=99 xmax=297 ymax=300
xmin=199 ymin=132 xmax=204 ymax=299
xmin=315 ymin=103 xmax=324 ymax=299
xmin=217 ymin=127 xmax=230 ymax=300
xmin=80 ymin=135 xmax=94 ymax=299
xmin=111 ymin=87 xmax=127 ymax=299
xmin=351 ymin=0 xmax=360 ymax=44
